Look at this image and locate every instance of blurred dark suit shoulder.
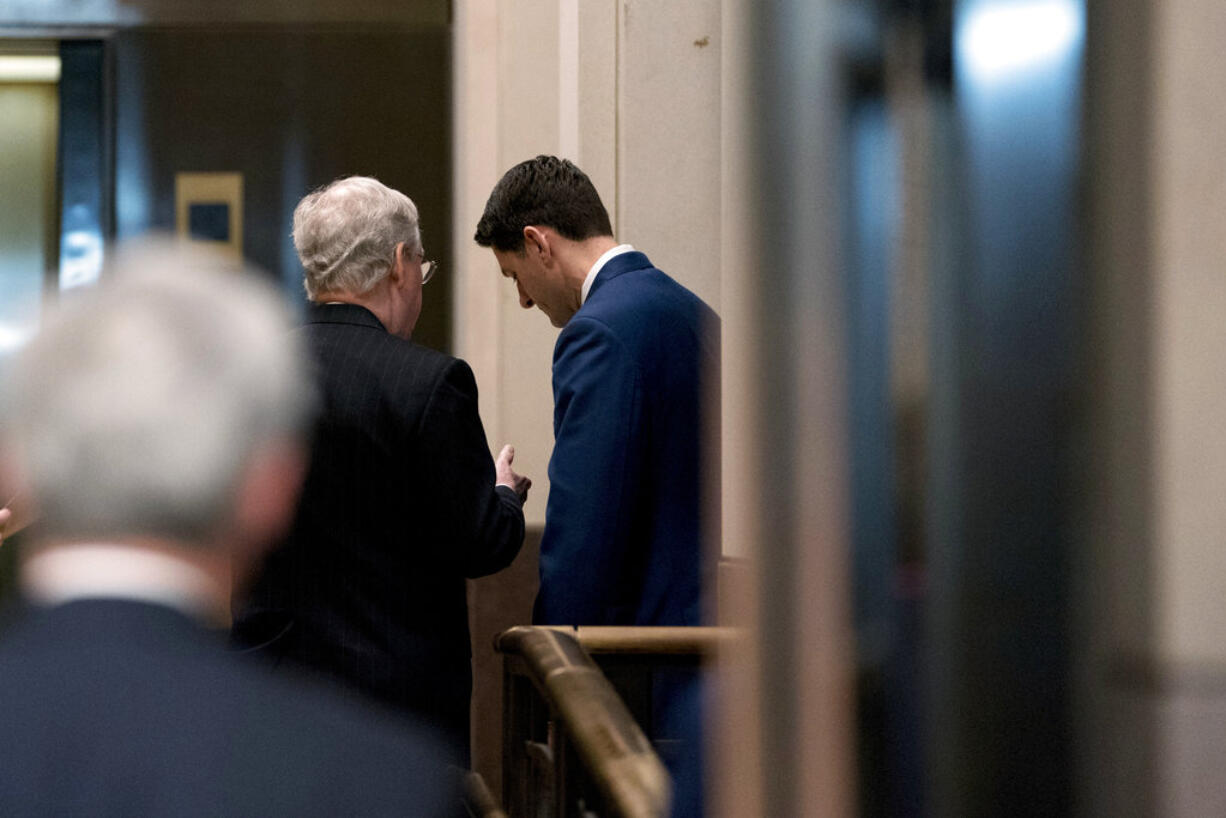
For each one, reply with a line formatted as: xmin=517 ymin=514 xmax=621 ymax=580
xmin=0 ymin=598 xmax=455 ymax=817
xmin=232 ymin=303 xmax=524 ymax=760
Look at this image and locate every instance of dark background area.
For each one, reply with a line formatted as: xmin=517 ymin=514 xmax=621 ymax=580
xmin=110 ymin=25 xmax=453 ymax=351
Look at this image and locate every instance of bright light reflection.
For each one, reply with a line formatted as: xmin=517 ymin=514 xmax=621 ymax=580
xmin=959 ymin=1 xmax=1082 ymax=83
xmin=0 ymin=56 xmax=61 ymax=83
xmin=0 ymin=323 xmax=34 ymax=355
xmin=60 ymin=229 xmax=104 ymax=290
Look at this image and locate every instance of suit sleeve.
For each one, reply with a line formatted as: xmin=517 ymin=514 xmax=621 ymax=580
xmin=416 ymin=358 xmax=525 ymax=578
xmin=534 ymin=317 xmax=645 ymax=625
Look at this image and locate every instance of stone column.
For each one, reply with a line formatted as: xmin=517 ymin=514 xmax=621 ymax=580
xmin=1082 ymin=1 xmax=1226 ymax=814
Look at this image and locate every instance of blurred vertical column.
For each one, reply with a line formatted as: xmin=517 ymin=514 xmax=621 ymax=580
xmin=1083 ymin=1 xmax=1226 ymax=815
xmin=712 ymin=0 xmax=763 ymax=811
xmin=732 ymin=1 xmax=856 ymax=816
xmin=57 ymin=39 xmax=110 ymax=294
xmin=925 ymin=0 xmax=1085 ymax=813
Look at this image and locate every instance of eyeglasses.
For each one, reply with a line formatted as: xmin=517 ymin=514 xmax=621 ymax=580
xmin=420 ymin=257 xmax=438 ymax=285
xmin=402 ymin=245 xmax=436 ymax=286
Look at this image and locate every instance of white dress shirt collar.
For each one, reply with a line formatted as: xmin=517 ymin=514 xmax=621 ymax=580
xmin=21 ymin=543 xmax=221 ymax=619
xmin=581 ymin=244 xmax=635 ymax=306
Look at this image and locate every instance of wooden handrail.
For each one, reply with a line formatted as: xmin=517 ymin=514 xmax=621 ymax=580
xmin=539 ymin=625 xmax=737 ymax=656
xmin=495 ymin=626 xmax=672 ymax=818
xmin=461 ymin=771 xmax=508 ymax=818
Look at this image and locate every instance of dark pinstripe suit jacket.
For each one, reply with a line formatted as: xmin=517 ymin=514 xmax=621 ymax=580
xmin=232 ymin=303 xmax=524 ymax=763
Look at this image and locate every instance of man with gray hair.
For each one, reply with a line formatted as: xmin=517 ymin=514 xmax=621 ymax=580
xmin=0 ymin=243 xmax=455 ymax=815
xmin=231 ymin=176 xmax=530 ymax=765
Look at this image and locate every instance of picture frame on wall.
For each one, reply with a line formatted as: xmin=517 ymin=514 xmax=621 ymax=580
xmin=175 ymin=172 xmax=243 ymax=259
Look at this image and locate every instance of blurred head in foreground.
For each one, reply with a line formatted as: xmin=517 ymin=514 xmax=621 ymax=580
xmin=0 ymin=239 xmax=462 ymax=817
xmin=0 ymin=238 xmax=313 ymax=614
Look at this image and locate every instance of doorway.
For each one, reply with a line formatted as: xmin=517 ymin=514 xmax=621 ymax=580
xmin=0 ymin=44 xmax=59 ymax=361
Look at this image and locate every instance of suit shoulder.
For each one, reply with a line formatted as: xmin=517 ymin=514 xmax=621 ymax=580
xmin=554 ymin=312 xmax=628 ymax=362
xmin=596 ymin=265 xmax=711 ymax=309
xmin=389 ymin=335 xmax=469 ymax=374
xmin=210 ymin=656 xmax=459 ymax=788
xmin=321 ymin=325 xmax=459 ymax=381
xmin=580 ymin=267 xmax=716 ymax=336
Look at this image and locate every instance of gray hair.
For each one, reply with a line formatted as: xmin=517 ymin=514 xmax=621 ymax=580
xmin=292 ymin=176 xmax=421 ymax=300
xmin=0 ymin=238 xmax=314 ymax=544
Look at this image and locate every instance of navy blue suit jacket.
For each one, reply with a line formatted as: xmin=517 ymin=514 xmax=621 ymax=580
xmin=232 ymin=304 xmax=524 ymax=763
xmin=533 ymin=251 xmax=718 ymax=817
xmin=0 ymin=598 xmax=456 ymax=817
xmin=534 ymin=251 xmax=718 ymax=628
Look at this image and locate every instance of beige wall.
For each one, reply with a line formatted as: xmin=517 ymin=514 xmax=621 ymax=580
xmin=453 ymin=6 xmax=853 ymax=816
xmin=1152 ymin=0 xmax=1226 ymax=670
xmin=616 ymin=0 xmax=723 ymax=310
xmin=1086 ymin=1 xmax=1226 ymax=814
xmin=453 ymin=0 xmax=737 ymax=529
xmin=1151 ymin=5 xmax=1226 ymax=813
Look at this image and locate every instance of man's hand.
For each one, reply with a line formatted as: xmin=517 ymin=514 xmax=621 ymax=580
xmin=0 ymin=507 xmax=11 ymax=548
xmin=495 ymin=444 xmax=532 ymax=504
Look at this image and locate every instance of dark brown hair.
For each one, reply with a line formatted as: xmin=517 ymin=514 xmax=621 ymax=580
xmin=474 ymin=155 xmax=613 ymax=252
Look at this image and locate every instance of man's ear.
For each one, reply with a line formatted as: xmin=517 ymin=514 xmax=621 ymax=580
xmin=388 ymin=241 xmax=408 ymax=285
xmin=523 ymin=226 xmax=552 ymax=263
xmin=226 ymin=440 xmax=305 ymax=605
xmin=232 ymin=440 xmax=307 ymax=560
xmin=0 ymin=446 xmax=36 ymax=542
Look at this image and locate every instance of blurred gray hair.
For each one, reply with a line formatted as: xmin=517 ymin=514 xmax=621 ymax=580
xmin=0 ymin=238 xmax=315 ymax=544
xmin=292 ymin=176 xmax=421 ymax=300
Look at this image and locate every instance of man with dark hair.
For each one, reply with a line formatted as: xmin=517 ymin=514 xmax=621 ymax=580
xmin=472 ymin=155 xmax=613 ymax=264
xmin=475 ymin=155 xmax=719 ymax=816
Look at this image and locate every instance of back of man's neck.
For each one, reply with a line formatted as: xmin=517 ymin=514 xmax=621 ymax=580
xmin=312 ymin=288 xmax=395 ymax=334
xmin=20 ymin=540 xmax=229 ymax=624
xmin=571 ymin=235 xmax=621 ymax=275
